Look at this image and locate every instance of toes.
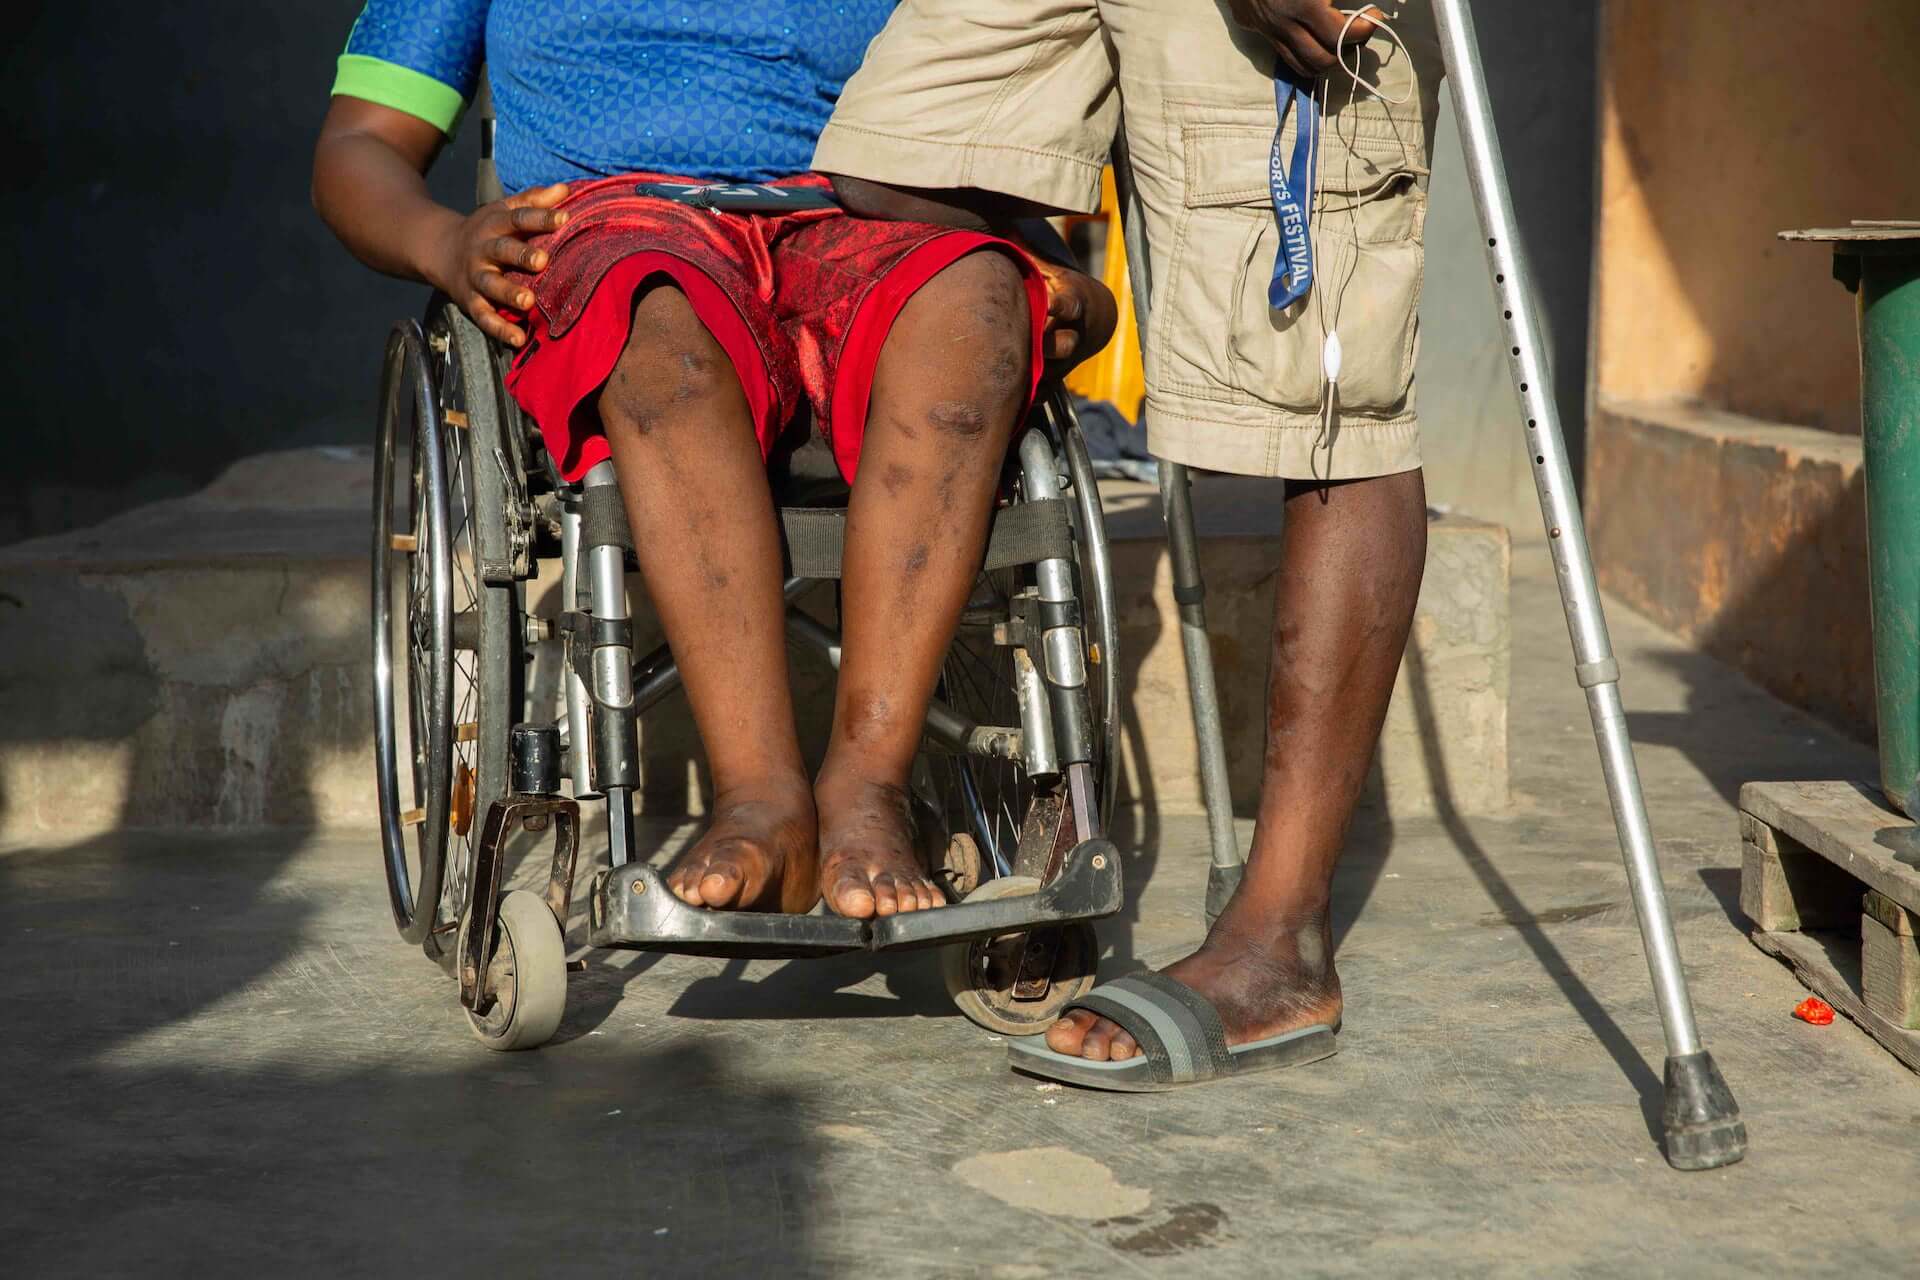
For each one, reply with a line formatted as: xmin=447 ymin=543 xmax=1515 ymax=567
xmin=697 ymin=863 xmax=745 ymax=909
xmin=880 ymin=872 xmax=945 ymax=915
xmin=828 ymin=872 xmax=877 ymax=920
xmin=1045 ymin=1009 xmax=1096 ymax=1055
xmin=883 ymin=874 xmax=938 ymax=914
xmin=667 ymin=864 xmax=706 ymax=906
xmin=870 ymin=872 xmax=902 ymax=917
xmin=1079 ymin=1016 xmax=1120 ymax=1061
xmin=1107 ymin=1029 xmax=1140 ymax=1061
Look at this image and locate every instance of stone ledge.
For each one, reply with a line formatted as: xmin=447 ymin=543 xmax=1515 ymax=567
xmin=1586 ymin=396 xmax=1871 ymax=740
xmin=0 ymin=453 xmax=1512 ymax=837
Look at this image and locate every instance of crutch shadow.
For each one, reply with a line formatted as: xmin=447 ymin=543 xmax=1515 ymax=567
xmin=1402 ymin=644 xmax=1667 ymax=1143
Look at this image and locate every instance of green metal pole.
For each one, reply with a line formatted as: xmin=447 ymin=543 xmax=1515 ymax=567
xmin=1847 ymin=246 xmax=1920 ymax=813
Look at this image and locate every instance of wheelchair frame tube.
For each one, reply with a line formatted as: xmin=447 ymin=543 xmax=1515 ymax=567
xmin=1016 ymin=427 xmax=1100 ymax=839
xmin=580 ymin=462 xmax=638 ymax=866
xmin=559 ymin=501 xmax=596 ymax=800
xmin=1014 ymin=647 xmax=1058 ymax=778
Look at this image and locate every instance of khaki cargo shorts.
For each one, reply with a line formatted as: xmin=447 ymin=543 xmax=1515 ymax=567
xmin=815 ymin=0 xmax=1443 ymax=480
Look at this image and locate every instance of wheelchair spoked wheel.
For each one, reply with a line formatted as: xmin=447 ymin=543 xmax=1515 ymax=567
xmin=371 ymin=307 xmax=525 ymax=956
xmin=372 ymin=321 xmax=455 ymax=946
xmin=929 ymin=562 xmax=1035 ymax=881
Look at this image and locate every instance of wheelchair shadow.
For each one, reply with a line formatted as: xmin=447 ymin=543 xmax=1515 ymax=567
xmin=664 ymin=950 xmax=961 ymax=1023
xmin=3 ymin=1034 xmax=832 ymax=1274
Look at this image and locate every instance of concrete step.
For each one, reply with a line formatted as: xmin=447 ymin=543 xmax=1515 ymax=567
xmin=0 ymin=450 xmax=1509 ymax=839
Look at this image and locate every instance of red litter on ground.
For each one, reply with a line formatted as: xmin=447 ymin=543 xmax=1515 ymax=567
xmin=1793 ymin=996 xmax=1836 ymax=1025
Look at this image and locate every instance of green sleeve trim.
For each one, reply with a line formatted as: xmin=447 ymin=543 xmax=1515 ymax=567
xmin=331 ymin=54 xmax=468 ymax=136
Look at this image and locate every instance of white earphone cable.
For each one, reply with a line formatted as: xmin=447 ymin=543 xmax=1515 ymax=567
xmin=1309 ymin=7 xmax=1419 ymax=470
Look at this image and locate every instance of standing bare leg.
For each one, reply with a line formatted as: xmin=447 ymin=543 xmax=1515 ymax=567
xmin=599 ymin=283 xmax=818 ymax=913
xmin=816 ymin=250 xmax=1034 ymax=918
xmin=1048 ymin=469 xmax=1428 ymax=1058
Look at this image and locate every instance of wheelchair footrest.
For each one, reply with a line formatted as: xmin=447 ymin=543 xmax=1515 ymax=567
xmin=586 ymin=838 xmax=1123 ymax=957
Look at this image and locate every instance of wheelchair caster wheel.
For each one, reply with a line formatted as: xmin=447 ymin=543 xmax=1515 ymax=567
xmin=467 ymin=890 xmax=567 ymax=1051
xmin=941 ymin=876 xmax=1097 ymax=1036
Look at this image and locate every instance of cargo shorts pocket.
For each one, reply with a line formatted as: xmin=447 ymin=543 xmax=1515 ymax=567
xmin=1154 ymin=114 xmax=1427 ymax=417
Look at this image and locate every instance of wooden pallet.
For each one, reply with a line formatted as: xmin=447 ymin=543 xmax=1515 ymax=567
xmin=1738 ymin=780 xmax=1920 ymax=1073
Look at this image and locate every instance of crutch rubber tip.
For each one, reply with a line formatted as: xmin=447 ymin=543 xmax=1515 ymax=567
xmin=1661 ymin=1050 xmax=1747 ymax=1170
xmin=1204 ymin=862 xmax=1244 ymax=931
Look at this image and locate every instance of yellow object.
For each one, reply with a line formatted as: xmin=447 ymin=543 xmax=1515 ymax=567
xmin=1061 ymin=166 xmax=1145 ymax=421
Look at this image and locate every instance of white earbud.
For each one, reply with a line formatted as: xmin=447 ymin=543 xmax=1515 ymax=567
xmin=1322 ymin=330 xmax=1343 ymax=383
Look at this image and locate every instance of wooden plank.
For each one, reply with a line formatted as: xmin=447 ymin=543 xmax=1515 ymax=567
xmin=1861 ymin=906 xmax=1920 ymax=1030
xmin=1864 ymin=888 xmax=1917 ymax=938
xmin=1738 ymin=780 xmax=1920 ymax=916
xmin=1738 ymin=811 xmax=1778 ymax=853
xmin=1779 ymin=226 xmax=1920 ymax=243
xmin=1751 ymin=929 xmax=1920 ymax=1074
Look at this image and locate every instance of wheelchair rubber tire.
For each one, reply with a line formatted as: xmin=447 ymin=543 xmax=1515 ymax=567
xmin=372 ymin=320 xmax=456 ymax=946
xmin=1055 ymin=392 xmax=1121 ymax=833
xmin=421 ymin=303 xmax=528 ymax=966
xmin=466 ymin=889 xmax=567 ymax=1051
xmin=941 ymin=876 xmax=1098 ymax=1036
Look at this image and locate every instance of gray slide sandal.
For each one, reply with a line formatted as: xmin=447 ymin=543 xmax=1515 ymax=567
xmin=1006 ymin=971 xmax=1336 ymax=1092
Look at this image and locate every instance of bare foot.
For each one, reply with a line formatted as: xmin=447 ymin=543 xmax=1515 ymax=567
xmin=1045 ymin=909 xmax=1343 ymax=1061
xmin=814 ymin=770 xmax=945 ymax=919
xmin=664 ymin=774 xmax=820 ymax=913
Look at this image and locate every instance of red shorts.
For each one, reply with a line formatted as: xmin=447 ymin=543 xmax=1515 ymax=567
xmin=503 ymin=173 xmax=1048 ymax=486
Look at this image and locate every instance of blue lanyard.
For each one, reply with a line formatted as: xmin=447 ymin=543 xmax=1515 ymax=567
xmin=1268 ymin=72 xmax=1320 ymax=310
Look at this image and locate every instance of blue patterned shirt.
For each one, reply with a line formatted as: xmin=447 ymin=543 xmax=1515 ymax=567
xmin=332 ymin=0 xmax=894 ymax=192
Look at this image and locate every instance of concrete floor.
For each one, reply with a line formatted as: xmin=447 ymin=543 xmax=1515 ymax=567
xmin=3 ymin=545 xmax=1914 ymax=1277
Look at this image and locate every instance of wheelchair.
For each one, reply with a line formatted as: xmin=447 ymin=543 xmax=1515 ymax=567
xmin=370 ymin=272 xmax=1125 ymax=1050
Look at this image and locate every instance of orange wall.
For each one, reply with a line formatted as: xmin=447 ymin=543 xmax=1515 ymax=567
xmin=1594 ymin=1 xmax=1920 ymax=431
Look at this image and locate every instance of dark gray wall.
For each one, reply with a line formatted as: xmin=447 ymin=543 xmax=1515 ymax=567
xmin=4 ymin=1 xmax=476 ymax=544
xmin=1416 ymin=2 xmax=1597 ymax=528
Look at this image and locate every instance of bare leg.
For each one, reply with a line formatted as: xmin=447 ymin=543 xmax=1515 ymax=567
xmin=1049 ymin=469 xmax=1428 ymax=1058
xmin=598 ymin=283 xmax=817 ymax=913
xmin=816 ymin=251 xmax=1032 ymax=918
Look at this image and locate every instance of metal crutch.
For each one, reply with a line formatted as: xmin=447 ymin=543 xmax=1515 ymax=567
xmin=1432 ymin=0 xmax=1744 ymax=1169
xmin=1108 ymin=139 xmax=1247 ymax=929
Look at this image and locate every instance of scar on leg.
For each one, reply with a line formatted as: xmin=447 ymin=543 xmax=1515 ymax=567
xmin=880 ymin=461 xmax=913 ymax=498
xmin=927 ymin=399 xmax=990 ymax=439
xmin=839 ymin=688 xmax=896 ymax=745
xmin=936 ymin=457 xmax=963 ymax=510
xmin=673 ymin=347 xmax=723 ymax=404
xmin=1292 ymin=924 xmax=1327 ymax=975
